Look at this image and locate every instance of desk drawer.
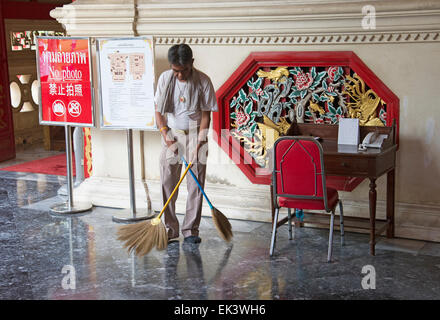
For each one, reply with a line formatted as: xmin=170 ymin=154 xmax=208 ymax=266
xmin=325 ymin=157 xmax=369 ymax=175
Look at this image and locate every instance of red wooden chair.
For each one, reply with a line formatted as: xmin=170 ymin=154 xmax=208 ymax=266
xmin=270 ymin=136 xmax=345 ymax=262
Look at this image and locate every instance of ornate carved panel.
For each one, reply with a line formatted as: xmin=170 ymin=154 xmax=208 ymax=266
xmin=214 ymin=51 xmax=400 ymax=184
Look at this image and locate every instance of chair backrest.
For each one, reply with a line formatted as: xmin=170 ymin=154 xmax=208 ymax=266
xmin=272 ymin=136 xmax=329 ymax=209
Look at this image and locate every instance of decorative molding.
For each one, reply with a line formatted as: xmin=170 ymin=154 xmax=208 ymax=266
xmin=153 ymin=32 xmax=440 ymax=45
xmin=50 ymin=3 xmax=136 ymax=37
xmin=51 ymin=0 xmax=440 ymax=43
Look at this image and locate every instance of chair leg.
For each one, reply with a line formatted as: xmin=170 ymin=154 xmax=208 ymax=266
xmin=327 ymin=209 xmax=335 ymax=263
xmin=287 ymin=208 xmax=293 ymax=240
xmin=339 ymin=200 xmax=345 ymax=246
xmin=270 ymin=208 xmax=280 ymax=256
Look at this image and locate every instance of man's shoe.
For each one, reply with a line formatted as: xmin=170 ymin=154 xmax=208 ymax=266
xmin=184 ymin=236 xmax=201 ymax=244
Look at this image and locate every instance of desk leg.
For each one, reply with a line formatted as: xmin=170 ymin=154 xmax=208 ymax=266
xmin=369 ymin=178 xmax=377 ymax=256
xmin=386 ymin=169 xmax=395 ymax=238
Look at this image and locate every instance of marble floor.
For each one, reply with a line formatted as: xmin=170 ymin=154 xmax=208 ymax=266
xmin=1 ymin=168 xmax=440 ymax=300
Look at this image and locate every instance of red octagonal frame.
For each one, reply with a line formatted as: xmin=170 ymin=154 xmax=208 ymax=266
xmin=213 ymin=51 xmax=400 ymax=185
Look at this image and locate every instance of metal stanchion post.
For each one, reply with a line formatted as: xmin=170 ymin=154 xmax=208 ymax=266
xmin=112 ymin=129 xmax=154 ymax=223
xmin=128 ymin=128 xmax=136 ymax=215
xmin=66 ymin=124 xmax=74 ymax=209
xmin=50 ymin=125 xmax=93 ymax=214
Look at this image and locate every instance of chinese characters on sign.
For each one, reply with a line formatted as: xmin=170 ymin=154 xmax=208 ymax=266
xmin=49 ymin=83 xmax=83 ymax=97
xmin=37 ymin=37 xmax=94 ymax=126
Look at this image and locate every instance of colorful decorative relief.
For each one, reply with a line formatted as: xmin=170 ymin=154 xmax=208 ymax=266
xmin=229 ymin=66 xmax=387 ymax=168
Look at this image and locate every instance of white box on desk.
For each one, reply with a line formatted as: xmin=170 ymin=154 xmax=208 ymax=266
xmin=338 ymin=118 xmax=360 ymax=146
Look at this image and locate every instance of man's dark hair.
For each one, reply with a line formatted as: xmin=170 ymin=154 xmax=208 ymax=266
xmin=168 ymin=44 xmax=193 ymax=66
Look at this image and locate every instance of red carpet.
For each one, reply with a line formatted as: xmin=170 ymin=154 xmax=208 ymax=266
xmin=0 ymin=153 xmax=76 ymax=176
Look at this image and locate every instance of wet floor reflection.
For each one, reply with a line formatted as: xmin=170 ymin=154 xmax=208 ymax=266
xmin=1 ymin=172 xmax=64 ymax=209
xmin=27 ymin=213 xmax=98 ymax=299
xmin=182 ymin=243 xmax=208 ymax=299
xmin=127 ymin=241 xmax=233 ymax=300
xmin=164 ymin=243 xmax=182 ymax=300
xmin=0 ymin=188 xmax=8 ymax=205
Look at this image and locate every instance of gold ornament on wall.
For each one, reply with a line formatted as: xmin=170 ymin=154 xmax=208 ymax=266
xmin=308 ymin=99 xmax=325 ymax=115
xmin=256 ymin=67 xmax=289 ymax=84
xmin=257 ymin=115 xmax=290 ymax=150
xmin=343 ymin=74 xmax=385 ymax=126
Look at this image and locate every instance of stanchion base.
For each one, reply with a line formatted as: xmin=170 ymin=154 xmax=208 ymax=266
xmin=112 ymin=209 xmax=156 ymax=224
xmin=50 ymin=202 xmax=93 ymax=215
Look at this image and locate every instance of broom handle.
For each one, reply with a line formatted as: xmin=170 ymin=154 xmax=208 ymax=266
xmin=156 ymin=162 xmax=193 ymax=220
xmin=181 ymin=157 xmax=214 ymax=210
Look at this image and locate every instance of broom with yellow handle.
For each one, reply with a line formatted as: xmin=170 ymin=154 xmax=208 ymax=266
xmin=181 ymin=156 xmax=233 ymax=242
xmin=117 ymin=161 xmax=193 ymax=257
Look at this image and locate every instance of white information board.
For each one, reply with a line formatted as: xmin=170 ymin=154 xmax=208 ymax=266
xmin=96 ymin=37 xmax=156 ymax=130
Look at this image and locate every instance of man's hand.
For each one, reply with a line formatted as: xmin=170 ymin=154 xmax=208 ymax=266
xmin=155 ymin=110 xmax=178 ymax=155
xmin=189 ymin=111 xmax=211 ymax=163
xmin=189 ymin=142 xmax=201 ymax=163
xmin=165 ymin=135 xmax=178 ymax=155
xmin=190 ymin=140 xmax=208 ymax=164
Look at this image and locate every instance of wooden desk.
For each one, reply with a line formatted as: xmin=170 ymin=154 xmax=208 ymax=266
xmin=272 ymin=123 xmax=397 ymax=255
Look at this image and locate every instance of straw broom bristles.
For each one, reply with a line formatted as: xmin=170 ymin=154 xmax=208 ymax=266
xmin=211 ymin=207 xmax=233 ymax=242
xmin=117 ymin=162 xmax=193 ymax=257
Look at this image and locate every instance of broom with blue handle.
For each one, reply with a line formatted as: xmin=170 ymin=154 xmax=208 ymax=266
xmin=182 ymin=156 xmax=233 ymax=242
xmin=117 ymin=162 xmax=193 ymax=256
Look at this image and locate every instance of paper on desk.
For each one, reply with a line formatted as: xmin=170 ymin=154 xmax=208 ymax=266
xmin=338 ymin=118 xmax=360 ymax=146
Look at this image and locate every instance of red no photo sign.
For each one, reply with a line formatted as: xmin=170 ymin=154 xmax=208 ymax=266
xmin=37 ymin=37 xmax=94 ymax=127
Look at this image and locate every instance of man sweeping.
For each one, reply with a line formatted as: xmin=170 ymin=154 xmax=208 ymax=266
xmin=155 ymin=44 xmax=218 ymax=245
